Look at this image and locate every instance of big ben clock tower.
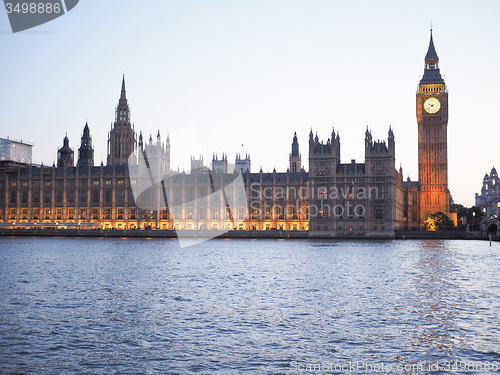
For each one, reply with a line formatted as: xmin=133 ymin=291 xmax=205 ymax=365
xmin=416 ymin=30 xmax=450 ymax=224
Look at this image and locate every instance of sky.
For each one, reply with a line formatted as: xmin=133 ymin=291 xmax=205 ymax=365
xmin=0 ymin=0 xmax=499 ymax=207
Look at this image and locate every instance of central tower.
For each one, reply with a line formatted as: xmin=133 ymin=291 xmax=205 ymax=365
xmin=416 ymin=30 xmax=450 ymax=223
xmin=107 ymin=75 xmax=136 ymax=166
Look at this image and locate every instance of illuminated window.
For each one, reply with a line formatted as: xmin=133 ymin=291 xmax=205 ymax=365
xmin=186 ymin=207 xmax=193 ymax=220
xmin=319 ymin=163 xmax=326 ymax=176
xmin=319 ymin=188 xmax=327 ymax=200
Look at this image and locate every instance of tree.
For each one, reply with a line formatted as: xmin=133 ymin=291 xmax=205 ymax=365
xmin=450 ymin=204 xmax=482 ymax=223
xmin=424 ymin=212 xmax=454 ymax=231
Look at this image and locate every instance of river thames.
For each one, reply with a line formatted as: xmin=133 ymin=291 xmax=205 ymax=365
xmin=0 ymin=238 xmax=499 ymax=374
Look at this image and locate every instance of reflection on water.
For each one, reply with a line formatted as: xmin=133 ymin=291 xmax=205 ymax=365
xmin=401 ymin=240 xmax=459 ymax=366
xmin=0 ymin=238 xmax=499 ymax=374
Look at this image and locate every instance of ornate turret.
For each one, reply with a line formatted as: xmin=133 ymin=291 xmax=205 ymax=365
xmin=289 ymin=132 xmax=301 ymax=172
xmin=57 ymin=133 xmax=74 ymax=167
xmin=77 ymin=122 xmax=94 ymax=167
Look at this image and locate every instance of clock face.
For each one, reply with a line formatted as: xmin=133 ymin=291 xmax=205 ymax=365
xmin=424 ymin=97 xmax=441 ymax=114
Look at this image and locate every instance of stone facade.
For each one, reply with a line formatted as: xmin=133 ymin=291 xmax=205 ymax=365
xmin=308 ymin=127 xmax=400 ymax=237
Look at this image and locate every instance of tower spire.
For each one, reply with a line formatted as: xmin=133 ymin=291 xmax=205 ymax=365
xmin=120 ymin=74 xmax=126 ymax=101
xmin=420 ymin=29 xmax=444 ymax=84
xmin=425 ymin=28 xmax=438 ymax=61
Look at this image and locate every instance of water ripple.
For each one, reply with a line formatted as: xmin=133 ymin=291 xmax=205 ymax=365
xmin=0 ymin=238 xmax=499 ymax=374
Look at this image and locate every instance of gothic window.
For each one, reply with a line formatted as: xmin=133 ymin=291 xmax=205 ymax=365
xmin=265 ymin=207 xmax=272 ymax=219
xmin=80 ymin=191 xmax=87 ymax=203
xmin=278 ymin=206 xmax=285 ymax=220
xmin=44 ymin=192 xmax=51 ymax=204
xmin=117 ymin=190 xmax=125 ymax=203
xmin=22 ymin=191 xmax=28 ymax=203
xmin=10 ymin=191 xmax=16 ymax=204
xmin=174 ymin=188 xmax=182 ymax=203
xmin=92 ymin=190 xmax=99 ymax=203
xmin=319 ymin=163 xmax=326 ymax=176
xmin=56 ymin=191 xmax=63 ymax=203
xmin=68 ymin=191 xmax=75 ymax=203
xmin=187 ymin=188 xmax=194 ymax=202
xmin=252 ymin=186 xmax=260 ymax=200
xmin=319 ymin=188 xmax=327 ymax=200
xmin=105 ymin=190 xmax=112 ymax=203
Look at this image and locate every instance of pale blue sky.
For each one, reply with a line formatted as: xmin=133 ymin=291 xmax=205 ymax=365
xmin=1 ymin=0 xmax=499 ymax=206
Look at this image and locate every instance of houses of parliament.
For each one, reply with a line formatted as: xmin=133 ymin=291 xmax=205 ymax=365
xmin=0 ymin=32 xmax=451 ymax=236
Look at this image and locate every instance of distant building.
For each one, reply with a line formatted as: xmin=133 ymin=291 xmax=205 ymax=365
xmin=0 ymin=138 xmax=33 ymax=164
xmin=476 ymin=167 xmax=499 ymax=219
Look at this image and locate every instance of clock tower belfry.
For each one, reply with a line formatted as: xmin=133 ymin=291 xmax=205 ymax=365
xmin=416 ymin=29 xmax=450 ymax=224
